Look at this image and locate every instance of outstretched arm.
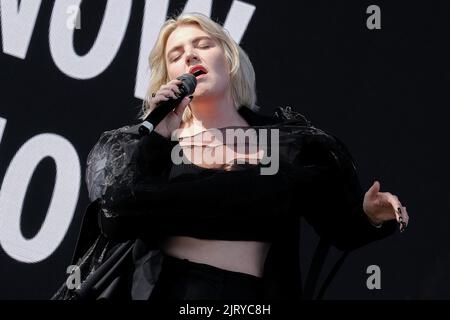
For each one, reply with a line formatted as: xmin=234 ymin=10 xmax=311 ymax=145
xmin=291 ymin=132 xmax=405 ymax=251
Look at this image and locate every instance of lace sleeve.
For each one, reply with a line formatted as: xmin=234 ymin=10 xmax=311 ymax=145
xmin=85 ymin=125 xmax=177 ymax=211
xmin=85 ymin=125 xmax=141 ymax=203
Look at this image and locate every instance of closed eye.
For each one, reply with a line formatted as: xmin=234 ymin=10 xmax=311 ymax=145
xmin=197 ymin=40 xmax=214 ymax=49
xmin=169 ymin=53 xmax=182 ymax=63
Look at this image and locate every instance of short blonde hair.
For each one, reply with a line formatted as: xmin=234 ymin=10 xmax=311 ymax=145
xmin=140 ymin=12 xmax=259 ymax=122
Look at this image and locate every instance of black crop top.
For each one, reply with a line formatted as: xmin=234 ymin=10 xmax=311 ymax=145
xmin=163 ymin=161 xmax=292 ymax=241
xmin=87 ymin=107 xmax=396 ymax=251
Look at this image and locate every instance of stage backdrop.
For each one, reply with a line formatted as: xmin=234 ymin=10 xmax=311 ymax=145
xmin=1 ymin=0 xmax=449 ymax=299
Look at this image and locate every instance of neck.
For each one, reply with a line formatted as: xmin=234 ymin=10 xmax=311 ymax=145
xmin=183 ymin=93 xmax=248 ymax=134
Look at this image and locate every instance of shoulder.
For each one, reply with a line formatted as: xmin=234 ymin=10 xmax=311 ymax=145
xmin=92 ymin=124 xmax=142 ymax=148
xmin=238 ymin=105 xmax=312 ymax=127
xmin=263 ymin=106 xmax=357 ymax=173
xmin=86 ymin=124 xmax=142 ymax=175
xmin=272 ymin=106 xmax=312 ymax=127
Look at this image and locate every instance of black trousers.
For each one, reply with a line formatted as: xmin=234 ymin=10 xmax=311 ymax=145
xmin=149 ymin=254 xmax=264 ymax=300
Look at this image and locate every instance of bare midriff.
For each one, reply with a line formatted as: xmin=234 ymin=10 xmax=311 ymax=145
xmin=162 ymin=236 xmax=271 ymax=278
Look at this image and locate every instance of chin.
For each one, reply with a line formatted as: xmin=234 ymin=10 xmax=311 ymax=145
xmin=193 ymin=88 xmax=213 ymax=99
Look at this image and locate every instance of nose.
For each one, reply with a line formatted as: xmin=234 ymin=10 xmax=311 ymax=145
xmin=185 ymin=49 xmax=200 ymax=66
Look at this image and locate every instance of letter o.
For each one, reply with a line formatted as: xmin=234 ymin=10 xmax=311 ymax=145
xmin=0 ymin=134 xmax=80 ymax=263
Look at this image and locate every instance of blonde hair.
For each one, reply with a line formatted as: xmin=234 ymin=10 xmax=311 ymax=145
xmin=140 ymin=12 xmax=259 ymax=122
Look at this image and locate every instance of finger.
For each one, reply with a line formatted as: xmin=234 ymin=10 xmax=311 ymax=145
xmin=151 ymin=88 xmax=180 ymax=109
xmin=386 ymin=193 xmax=402 ymax=222
xmin=170 ymin=84 xmax=182 ymax=95
xmin=173 ymin=96 xmax=191 ymax=117
xmin=168 ymin=79 xmax=182 ymax=85
xmin=160 ymin=83 xmax=181 ymax=95
xmin=161 ymin=85 xmax=181 ymax=97
xmin=153 ymin=93 xmax=170 ymax=102
xmin=157 ymin=88 xmax=177 ymax=97
xmin=156 ymin=88 xmax=177 ymax=99
xmin=401 ymin=206 xmax=409 ymax=226
xmin=169 ymin=79 xmax=183 ymax=87
xmin=397 ymin=205 xmax=409 ymax=233
xmin=151 ymin=95 xmax=169 ymax=107
xmin=367 ymin=180 xmax=380 ymax=198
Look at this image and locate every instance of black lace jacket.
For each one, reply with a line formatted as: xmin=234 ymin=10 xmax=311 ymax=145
xmin=52 ymin=106 xmax=396 ymax=300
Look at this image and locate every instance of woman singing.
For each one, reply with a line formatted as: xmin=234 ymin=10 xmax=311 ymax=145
xmin=53 ymin=12 xmax=409 ymax=300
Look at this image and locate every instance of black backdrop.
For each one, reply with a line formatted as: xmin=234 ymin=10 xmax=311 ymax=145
xmin=0 ymin=0 xmax=449 ymax=299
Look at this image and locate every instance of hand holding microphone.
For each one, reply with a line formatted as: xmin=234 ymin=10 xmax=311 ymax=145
xmin=140 ymin=73 xmax=197 ymax=138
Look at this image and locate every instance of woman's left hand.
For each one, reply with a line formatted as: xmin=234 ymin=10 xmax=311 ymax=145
xmin=363 ymin=181 xmax=409 ymax=230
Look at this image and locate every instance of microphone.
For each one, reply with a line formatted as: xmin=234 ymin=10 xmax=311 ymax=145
xmin=139 ymin=73 xmax=197 ymax=136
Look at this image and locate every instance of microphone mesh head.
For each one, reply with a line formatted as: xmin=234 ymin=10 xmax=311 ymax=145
xmin=177 ymin=73 xmax=197 ymax=95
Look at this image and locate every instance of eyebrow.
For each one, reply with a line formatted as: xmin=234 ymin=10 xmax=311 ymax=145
xmin=166 ymin=36 xmax=214 ymax=58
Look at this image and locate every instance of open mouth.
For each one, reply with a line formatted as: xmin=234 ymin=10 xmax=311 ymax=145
xmin=193 ymin=69 xmax=206 ymax=77
xmin=189 ymin=66 xmax=208 ymax=78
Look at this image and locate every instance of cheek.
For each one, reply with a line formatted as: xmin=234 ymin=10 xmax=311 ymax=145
xmin=209 ymin=60 xmax=228 ymax=83
xmin=215 ymin=57 xmax=231 ymax=83
xmin=205 ymin=48 xmax=227 ymax=73
xmin=215 ymin=53 xmax=231 ymax=77
xmin=166 ymin=62 xmax=183 ymax=79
